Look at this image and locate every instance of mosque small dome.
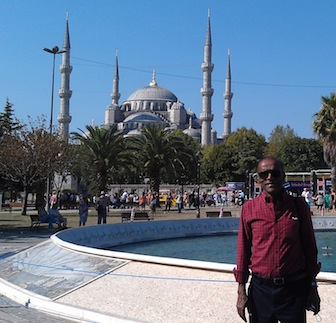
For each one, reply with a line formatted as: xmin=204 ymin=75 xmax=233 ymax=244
xmin=183 ymin=127 xmax=201 ymax=139
xmin=124 ymin=129 xmax=142 ymax=137
xmin=123 ymin=111 xmax=163 ymax=123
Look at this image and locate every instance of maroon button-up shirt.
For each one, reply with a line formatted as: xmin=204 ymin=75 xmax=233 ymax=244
xmin=233 ymin=190 xmax=320 ymax=284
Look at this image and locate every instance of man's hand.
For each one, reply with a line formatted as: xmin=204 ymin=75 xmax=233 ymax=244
xmin=306 ymin=286 xmax=321 ymax=315
xmin=237 ymin=283 xmax=249 ymax=322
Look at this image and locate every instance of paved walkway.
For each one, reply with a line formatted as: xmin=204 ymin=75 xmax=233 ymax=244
xmin=0 ymin=232 xmax=75 ymax=323
xmin=0 ymin=207 xmax=335 ymax=322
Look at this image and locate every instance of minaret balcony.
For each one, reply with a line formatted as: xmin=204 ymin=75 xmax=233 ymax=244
xmin=201 ymin=62 xmax=214 ymax=72
xmin=58 ymin=89 xmax=73 ymax=98
xmin=224 ymin=92 xmax=233 ymax=100
xmin=200 ymin=88 xmax=214 ymax=96
xmin=57 ymin=114 xmax=72 ymax=123
xmin=200 ymin=112 xmax=214 ymax=122
xmin=59 ymin=65 xmax=73 ymax=73
xmin=223 ymin=111 xmax=233 ymax=118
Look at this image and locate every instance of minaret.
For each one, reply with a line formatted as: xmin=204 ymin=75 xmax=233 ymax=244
xmin=111 ymin=49 xmax=120 ymax=105
xmin=105 ymin=50 xmax=121 ymax=126
xmin=200 ymin=9 xmax=214 ymax=147
xmin=222 ymin=49 xmax=233 ymax=137
xmin=58 ymin=12 xmax=72 ymax=141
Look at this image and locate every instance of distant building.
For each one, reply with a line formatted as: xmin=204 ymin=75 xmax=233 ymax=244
xmin=58 ymin=10 xmax=234 ymax=146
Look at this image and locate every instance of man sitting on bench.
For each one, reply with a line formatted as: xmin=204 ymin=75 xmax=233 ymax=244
xmin=49 ymin=191 xmax=68 ymax=228
xmin=37 ymin=203 xmax=67 ymax=230
xmin=37 ymin=205 xmax=57 ymax=230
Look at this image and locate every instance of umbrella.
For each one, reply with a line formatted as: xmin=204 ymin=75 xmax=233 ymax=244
xmin=217 ymin=187 xmax=232 ymax=191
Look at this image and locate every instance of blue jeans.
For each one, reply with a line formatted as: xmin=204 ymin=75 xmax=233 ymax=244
xmin=39 ymin=214 xmax=57 ymax=230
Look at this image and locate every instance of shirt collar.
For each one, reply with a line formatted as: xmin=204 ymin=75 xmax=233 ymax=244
xmin=261 ymin=189 xmax=287 ymax=204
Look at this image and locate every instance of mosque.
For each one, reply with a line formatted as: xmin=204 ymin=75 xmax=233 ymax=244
xmin=56 ymin=10 xmax=233 ymax=147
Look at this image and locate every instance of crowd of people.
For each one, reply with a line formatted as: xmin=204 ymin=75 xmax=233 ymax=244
xmin=301 ymin=187 xmax=336 ymax=215
xmin=38 ymin=184 xmax=335 ymax=229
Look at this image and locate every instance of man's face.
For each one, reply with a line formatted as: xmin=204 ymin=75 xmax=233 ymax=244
xmin=257 ymin=158 xmax=284 ymax=196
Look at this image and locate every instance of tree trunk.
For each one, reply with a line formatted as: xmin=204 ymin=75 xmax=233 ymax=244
xmin=21 ymin=185 xmax=28 ymax=215
xmin=150 ymin=176 xmax=160 ymax=195
xmin=331 ymin=165 xmax=336 ymax=193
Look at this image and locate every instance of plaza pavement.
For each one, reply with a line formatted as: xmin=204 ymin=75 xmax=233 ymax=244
xmin=0 ymin=205 xmax=335 ymax=322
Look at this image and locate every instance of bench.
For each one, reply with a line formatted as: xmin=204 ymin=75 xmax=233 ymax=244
xmin=61 ymin=201 xmax=78 ymax=209
xmin=121 ymin=211 xmax=153 ymax=222
xmin=120 ymin=201 xmax=140 ymax=209
xmin=30 ymin=214 xmax=49 ymax=231
xmin=9 ymin=202 xmax=23 ymax=208
xmin=206 ymin=210 xmax=232 ymax=218
xmin=1 ymin=203 xmax=12 ymax=212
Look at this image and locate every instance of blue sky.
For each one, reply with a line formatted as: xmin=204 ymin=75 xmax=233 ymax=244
xmin=1 ymin=0 xmax=336 ymax=140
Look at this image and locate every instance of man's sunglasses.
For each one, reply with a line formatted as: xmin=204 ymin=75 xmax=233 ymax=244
xmin=258 ymin=169 xmax=282 ymax=180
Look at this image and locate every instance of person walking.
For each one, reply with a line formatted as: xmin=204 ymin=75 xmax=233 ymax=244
xmin=149 ymin=192 xmax=157 ymax=217
xmin=234 ymin=157 xmax=321 ymax=322
xmin=176 ymin=192 xmax=183 ymax=213
xmin=96 ymin=191 xmax=108 ymax=224
xmin=315 ymin=192 xmax=324 ymax=216
xmin=324 ymin=190 xmax=332 ymax=213
xmin=165 ymin=192 xmax=172 ymax=212
xmin=78 ymin=194 xmax=89 ymax=226
xmin=139 ymin=192 xmax=147 ymax=211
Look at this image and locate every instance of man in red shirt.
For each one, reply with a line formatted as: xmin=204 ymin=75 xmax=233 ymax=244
xmin=234 ymin=157 xmax=321 ymax=322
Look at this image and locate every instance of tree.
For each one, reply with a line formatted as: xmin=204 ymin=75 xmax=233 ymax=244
xmin=192 ymin=127 xmax=267 ymax=187
xmin=71 ymin=125 xmax=127 ymax=194
xmin=277 ymin=137 xmax=326 ymax=172
xmin=162 ymin=130 xmax=201 ymax=186
xmin=0 ymin=98 xmax=24 ymax=192
xmin=126 ymin=125 xmax=195 ymax=193
xmin=265 ymin=125 xmax=297 ymax=157
xmin=313 ymin=92 xmax=336 ymax=191
xmin=214 ymin=128 xmax=266 ymax=184
xmin=0 ymin=98 xmax=22 ymax=135
xmin=201 ymin=144 xmax=232 ymax=185
xmin=0 ymin=117 xmax=70 ymax=214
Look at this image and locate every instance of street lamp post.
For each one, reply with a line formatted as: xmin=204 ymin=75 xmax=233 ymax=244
xmin=195 ymin=150 xmax=203 ymax=218
xmin=43 ymin=46 xmax=65 ymax=211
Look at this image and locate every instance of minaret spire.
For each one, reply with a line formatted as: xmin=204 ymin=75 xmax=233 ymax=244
xmin=200 ymin=9 xmax=214 ymax=146
xmin=222 ymin=48 xmax=233 ymax=138
xmin=149 ymin=70 xmax=157 ymax=87
xmin=111 ymin=49 xmax=120 ymax=105
xmin=58 ymin=11 xmax=72 ymax=141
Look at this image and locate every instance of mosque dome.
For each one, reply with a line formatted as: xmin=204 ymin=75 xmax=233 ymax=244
xmin=127 ymin=85 xmax=177 ymax=102
xmin=126 ymin=71 xmax=178 ymax=102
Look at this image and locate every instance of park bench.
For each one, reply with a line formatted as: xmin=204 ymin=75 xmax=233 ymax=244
xmin=62 ymin=200 xmax=78 ymax=209
xmin=1 ymin=203 xmax=12 ymax=212
xmin=206 ymin=210 xmax=232 ymax=218
xmin=9 ymin=202 xmax=23 ymax=208
xmin=121 ymin=211 xmax=153 ymax=222
xmin=120 ymin=201 xmax=139 ymax=209
xmin=30 ymin=214 xmax=49 ymax=231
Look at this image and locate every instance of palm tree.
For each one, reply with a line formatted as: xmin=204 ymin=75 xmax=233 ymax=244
xmin=126 ymin=125 xmax=194 ymax=193
xmin=71 ymin=125 xmax=127 ymax=193
xmin=312 ymin=92 xmax=336 ymax=191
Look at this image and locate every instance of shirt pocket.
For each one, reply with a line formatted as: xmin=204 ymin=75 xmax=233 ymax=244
xmin=283 ymin=212 xmax=300 ymax=242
